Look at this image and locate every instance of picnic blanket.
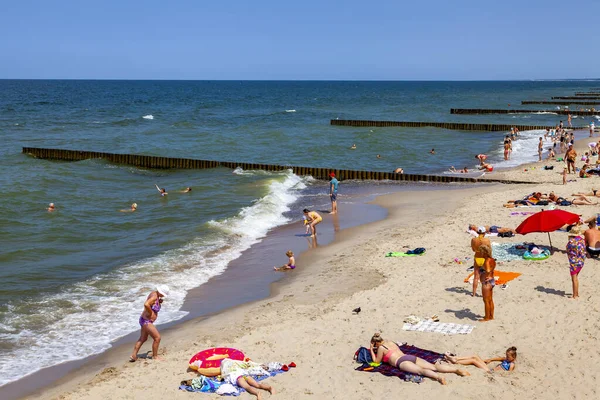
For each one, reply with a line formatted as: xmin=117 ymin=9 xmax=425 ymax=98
xmin=402 ymin=321 xmax=475 ymax=335
xmin=464 ymin=271 xmax=522 ymax=285
xmin=355 ymin=344 xmax=443 ymax=383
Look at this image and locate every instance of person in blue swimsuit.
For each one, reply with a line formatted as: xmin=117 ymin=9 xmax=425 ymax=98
xmin=329 ymin=172 xmax=339 ymax=214
xmin=444 ymin=346 xmax=517 ymax=372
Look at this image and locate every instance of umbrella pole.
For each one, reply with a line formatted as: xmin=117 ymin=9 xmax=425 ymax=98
xmin=548 ymin=232 xmax=553 ymax=254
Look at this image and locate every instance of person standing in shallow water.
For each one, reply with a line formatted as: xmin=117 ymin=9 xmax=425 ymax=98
xmin=329 ymin=172 xmax=339 ymax=214
xmin=130 ymin=285 xmax=170 ymax=362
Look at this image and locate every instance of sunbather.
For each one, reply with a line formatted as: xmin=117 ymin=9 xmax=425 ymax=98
xmin=571 ymin=189 xmax=600 ymax=197
xmin=444 ymin=346 xmax=517 ymax=373
xmin=219 ymin=359 xmax=274 ymax=399
xmin=503 ymin=192 xmax=543 ymax=208
xmin=468 ymin=224 xmax=516 ymax=235
xmin=369 ymin=333 xmax=469 ymax=385
xmin=549 ymin=192 xmax=598 ymax=206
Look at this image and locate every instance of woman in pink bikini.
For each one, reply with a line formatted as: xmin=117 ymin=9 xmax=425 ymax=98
xmin=369 ymin=333 xmax=469 ymax=384
xmin=130 ymin=285 xmax=170 ymax=362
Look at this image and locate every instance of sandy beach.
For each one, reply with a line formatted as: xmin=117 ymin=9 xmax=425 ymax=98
xmin=5 ymin=133 xmax=600 ymax=400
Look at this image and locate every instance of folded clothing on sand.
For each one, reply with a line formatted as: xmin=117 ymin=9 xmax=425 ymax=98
xmin=355 ymin=344 xmax=443 ymax=383
xmin=402 ymin=321 xmax=475 ymax=335
xmin=385 ymin=248 xmax=426 ymax=257
xmin=464 ymin=271 xmax=522 ymax=285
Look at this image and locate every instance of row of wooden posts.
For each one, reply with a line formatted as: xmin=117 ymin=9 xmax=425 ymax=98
xmin=450 ymin=108 xmax=598 ymax=116
xmin=22 ymin=147 xmax=534 ymax=185
xmin=329 ymin=119 xmax=582 ymax=131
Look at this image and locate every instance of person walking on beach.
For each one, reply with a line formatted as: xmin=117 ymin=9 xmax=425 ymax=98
xmin=538 ymin=137 xmax=544 ymax=161
xmin=567 ymin=226 xmax=586 ymax=299
xmin=478 ymin=244 xmax=496 ymax=321
xmin=568 ymin=114 xmax=572 ymax=127
xmin=590 ymin=121 xmax=596 ymax=138
xmin=503 ymin=136 xmax=511 ymax=160
xmin=471 ymin=227 xmax=491 ymax=297
xmin=566 ymin=145 xmax=577 ymax=174
xmin=329 ymin=172 xmax=339 ymax=214
xmin=303 ymin=209 xmax=322 ymax=238
xmin=130 ymin=285 xmax=170 ymax=361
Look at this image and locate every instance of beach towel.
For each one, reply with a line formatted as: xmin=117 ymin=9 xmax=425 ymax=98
xmin=355 ymin=344 xmax=443 ymax=383
xmin=385 ymin=248 xmax=426 ymax=257
xmin=492 ymin=242 xmax=526 ymax=262
xmin=464 ymin=271 xmax=522 ymax=285
xmin=179 ymin=370 xmax=286 ymax=396
xmin=402 ymin=321 xmax=475 ymax=335
xmin=510 ymin=211 xmax=536 ymax=216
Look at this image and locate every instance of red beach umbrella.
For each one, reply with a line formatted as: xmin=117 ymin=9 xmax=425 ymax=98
xmin=515 ymin=209 xmax=580 ymax=252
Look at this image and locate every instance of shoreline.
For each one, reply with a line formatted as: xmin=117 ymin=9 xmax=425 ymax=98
xmin=6 ymin=130 xmax=600 ymax=399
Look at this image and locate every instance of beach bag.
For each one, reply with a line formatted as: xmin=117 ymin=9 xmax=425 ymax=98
xmin=498 ymin=231 xmax=514 ymax=238
xmin=354 ymin=347 xmax=373 ymax=364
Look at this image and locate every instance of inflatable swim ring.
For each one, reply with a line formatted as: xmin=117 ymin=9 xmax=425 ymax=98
xmin=523 ymin=249 xmax=550 ymax=260
xmin=189 ymin=347 xmax=245 ymax=376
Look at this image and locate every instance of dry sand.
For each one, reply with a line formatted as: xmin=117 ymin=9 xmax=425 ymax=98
xmin=19 ymin=138 xmax=600 ymax=399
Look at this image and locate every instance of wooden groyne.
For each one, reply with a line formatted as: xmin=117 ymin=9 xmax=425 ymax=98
xmin=552 ymin=96 xmax=600 ymax=100
xmin=522 ymin=101 xmax=600 ymax=105
xmin=450 ymin=108 xmax=598 ymax=116
xmin=22 ymin=147 xmax=534 ymax=185
xmin=330 ymin=120 xmax=582 ymax=131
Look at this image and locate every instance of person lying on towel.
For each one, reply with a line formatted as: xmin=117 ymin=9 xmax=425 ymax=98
xmin=468 ymin=224 xmax=516 ymax=235
xmin=369 ymin=333 xmax=469 ymax=385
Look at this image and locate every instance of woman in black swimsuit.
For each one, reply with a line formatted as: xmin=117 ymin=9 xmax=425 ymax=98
xmin=369 ymin=333 xmax=469 ymax=385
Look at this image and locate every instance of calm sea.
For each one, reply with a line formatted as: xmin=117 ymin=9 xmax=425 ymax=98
xmin=0 ymin=80 xmax=597 ymax=385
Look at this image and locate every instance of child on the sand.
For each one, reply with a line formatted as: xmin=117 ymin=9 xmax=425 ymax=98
xmin=303 ymin=216 xmax=310 ymax=234
xmin=445 ymin=346 xmax=517 ymax=373
xmin=274 ymin=250 xmax=295 ymax=271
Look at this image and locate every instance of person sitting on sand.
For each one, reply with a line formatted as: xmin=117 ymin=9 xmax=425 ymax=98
xmin=478 ymin=162 xmax=493 ymax=172
xmin=445 ymin=346 xmax=517 ymax=373
xmin=47 ymin=203 xmax=56 ymax=212
xmin=120 ymin=203 xmax=138 ymax=212
xmin=468 ymin=224 xmax=516 ymax=235
xmin=478 ymin=244 xmax=496 ymax=321
xmin=584 ymin=220 xmax=600 ymax=258
xmin=303 ymin=209 xmax=322 ymax=237
xmin=274 ymin=250 xmax=296 ymax=271
xmin=579 ymin=165 xmax=589 ymax=178
xmin=369 ymin=333 xmax=469 ymax=385
xmin=130 ymin=285 xmax=170 ymax=362
xmin=547 ymin=147 xmax=556 ymax=160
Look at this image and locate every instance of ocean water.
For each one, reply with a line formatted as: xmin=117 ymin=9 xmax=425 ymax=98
xmin=0 ymin=80 xmax=598 ymax=386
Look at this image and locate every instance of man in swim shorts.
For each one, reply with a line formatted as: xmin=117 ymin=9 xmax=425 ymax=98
xmin=584 ymin=220 xmax=600 ymax=258
xmin=329 ymin=172 xmax=339 ymax=215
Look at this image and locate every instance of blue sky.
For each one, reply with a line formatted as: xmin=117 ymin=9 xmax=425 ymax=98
xmin=1 ymin=0 xmax=598 ymax=80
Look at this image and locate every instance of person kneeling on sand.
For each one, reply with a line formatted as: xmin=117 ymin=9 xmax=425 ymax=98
xmin=444 ymin=347 xmax=517 ymax=372
xmin=369 ymin=333 xmax=469 ymax=385
xmin=274 ymin=250 xmax=295 ymax=271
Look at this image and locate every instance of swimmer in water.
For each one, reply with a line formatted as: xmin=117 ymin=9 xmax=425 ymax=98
xmin=47 ymin=203 xmax=55 ymax=212
xmin=155 ymin=184 xmax=167 ymax=196
xmin=430 ymin=148 xmax=435 ymax=155
xmin=350 ymin=144 xmax=357 ymax=150
xmin=120 ymin=203 xmax=138 ymax=212
xmin=376 ymin=154 xmax=381 ymax=159
xmin=394 ymin=168 xmax=404 ymax=174
xmin=449 ymin=166 xmax=457 ymax=172
xmin=180 ymin=187 xmax=192 ymax=193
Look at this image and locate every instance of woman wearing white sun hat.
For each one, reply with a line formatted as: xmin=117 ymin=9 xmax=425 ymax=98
xmin=130 ymin=285 xmax=170 ymax=362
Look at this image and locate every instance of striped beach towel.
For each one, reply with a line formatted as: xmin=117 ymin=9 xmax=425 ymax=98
xmin=402 ymin=320 xmax=475 ymax=335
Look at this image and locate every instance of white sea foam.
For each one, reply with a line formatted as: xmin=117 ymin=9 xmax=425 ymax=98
xmin=0 ymin=170 xmax=307 ymax=386
xmin=143 ymin=114 xmax=154 ymax=120
xmin=285 ymin=109 xmax=296 ymax=113
xmin=532 ymin=112 xmax=558 ymax=115
xmin=488 ymin=130 xmax=549 ymax=169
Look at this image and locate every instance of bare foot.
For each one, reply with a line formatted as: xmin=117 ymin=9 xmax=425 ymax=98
xmin=479 ymin=318 xmax=490 ymax=322
xmin=267 ymin=386 xmax=275 ymax=395
xmin=257 ymin=394 xmax=262 ymax=400
xmin=457 ymin=369 xmax=471 ymax=377
xmin=438 ymin=376 xmax=448 ymax=385
xmin=151 ymin=356 xmax=165 ymax=361
xmin=444 ymin=353 xmax=458 ymax=364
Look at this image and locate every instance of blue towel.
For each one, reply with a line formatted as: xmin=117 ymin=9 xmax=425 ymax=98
xmin=179 ymin=370 xmax=285 ymax=396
